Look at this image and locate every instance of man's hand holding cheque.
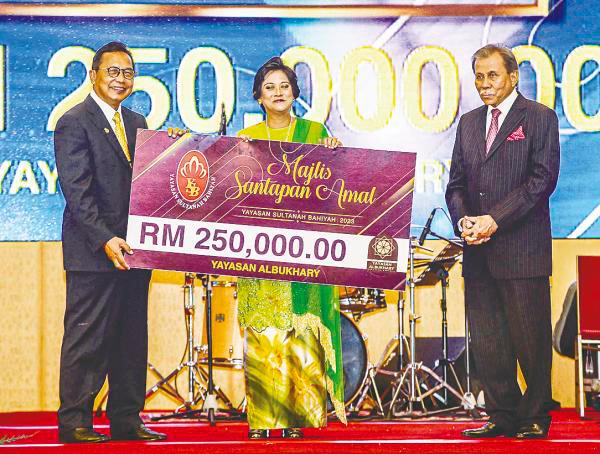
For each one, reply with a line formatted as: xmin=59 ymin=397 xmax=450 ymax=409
xmin=102 ymin=127 xmax=189 ymax=272
xmin=103 ymin=236 xmax=133 ymax=271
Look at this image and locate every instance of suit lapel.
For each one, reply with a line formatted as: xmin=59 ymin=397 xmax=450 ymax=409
xmin=484 ymin=93 xmax=527 ymax=162
xmin=84 ymin=95 xmax=132 ymax=169
xmin=474 ymin=106 xmax=488 ymax=162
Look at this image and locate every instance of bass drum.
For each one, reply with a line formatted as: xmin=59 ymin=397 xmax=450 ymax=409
xmin=200 ymin=279 xmax=244 ymax=368
xmin=327 ymin=312 xmax=368 ymax=411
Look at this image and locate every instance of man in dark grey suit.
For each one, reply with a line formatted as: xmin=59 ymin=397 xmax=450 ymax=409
xmin=446 ymin=44 xmax=560 ymax=439
xmin=54 ymin=41 xmax=166 ymax=444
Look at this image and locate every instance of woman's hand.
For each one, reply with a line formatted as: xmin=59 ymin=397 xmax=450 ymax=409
xmin=239 ymin=134 xmax=253 ymax=142
xmin=167 ymin=127 xmax=190 ymax=138
xmin=320 ymin=137 xmax=343 ymax=149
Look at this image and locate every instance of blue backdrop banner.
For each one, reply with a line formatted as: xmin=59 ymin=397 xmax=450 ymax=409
xmin=0 ymin=0 xmax=597 ymax=240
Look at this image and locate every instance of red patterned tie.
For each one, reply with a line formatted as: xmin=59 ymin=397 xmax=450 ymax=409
xmin=486 ymin=108 xmax=501 ymax=155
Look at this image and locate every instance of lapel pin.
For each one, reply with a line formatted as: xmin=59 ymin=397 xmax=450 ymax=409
xmin=104 ymin=128 xmax=110 ymax=134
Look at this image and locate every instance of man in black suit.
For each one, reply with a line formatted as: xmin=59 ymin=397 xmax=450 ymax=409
xmin=55 ymin=41 xmax=166 ymax=444
xmin=445 ymin=44 xmax=560 ymax=439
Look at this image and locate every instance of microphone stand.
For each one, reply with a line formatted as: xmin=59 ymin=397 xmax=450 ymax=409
xmin=424 ymin=227 xmax=478 ymax=415
xmin=199 ymin=274 xmax=218 ymax=425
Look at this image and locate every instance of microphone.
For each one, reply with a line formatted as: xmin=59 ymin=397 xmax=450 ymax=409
xmin=218 ymin=102 xmax=227 ymax=136
xmin=418 ymin=208 xmax=437 ymax=246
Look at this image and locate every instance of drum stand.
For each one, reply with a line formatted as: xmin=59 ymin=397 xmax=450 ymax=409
xmin=351 ymin=297 xmax=411 ymax=417
xmin=386 ymin=237 xmax=477 ymax=417
xmin=146 ymin=273 xmax=236 ymax=424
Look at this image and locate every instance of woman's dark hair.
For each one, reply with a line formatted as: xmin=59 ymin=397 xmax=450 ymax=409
xmin=92 ymin=41 xmax=134 ymax=70
xmin=252 ymin=57 xmax=300 ymax=111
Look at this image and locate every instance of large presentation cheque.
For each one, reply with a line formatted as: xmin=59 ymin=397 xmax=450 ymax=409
xmin=127 ymin=130 xmax=416 ymax=290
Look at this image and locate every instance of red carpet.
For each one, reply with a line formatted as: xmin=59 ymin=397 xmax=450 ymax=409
xmin=1 ymin=410 xmax=600 ymax=452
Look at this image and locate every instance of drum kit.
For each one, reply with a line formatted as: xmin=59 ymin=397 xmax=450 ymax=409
xmin=135 ymin=217 xmax=481 ymax=422
xmin=326 ymin=237 xmax=478 ymax=419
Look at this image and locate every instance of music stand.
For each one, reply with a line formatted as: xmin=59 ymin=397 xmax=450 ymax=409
xmin=415 ymin=242 xmax=466 ymax=407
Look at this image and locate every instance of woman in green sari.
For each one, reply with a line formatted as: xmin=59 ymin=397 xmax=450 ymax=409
xmin=237 ymin=57 xmax=345 ymax=439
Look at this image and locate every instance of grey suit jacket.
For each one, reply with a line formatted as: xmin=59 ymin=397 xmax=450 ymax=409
xmin=445 ymin=93 xmax=560 ymax=279
xmin=54 ymin=95 xmax=147 ymax=272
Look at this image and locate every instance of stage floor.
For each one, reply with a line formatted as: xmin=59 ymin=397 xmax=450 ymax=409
xmin=1 ymin=410 xmax=599 ymax=452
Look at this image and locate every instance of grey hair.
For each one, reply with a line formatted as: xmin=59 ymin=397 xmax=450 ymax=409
xmin=471 ymin=44 xmax=519 ymax=74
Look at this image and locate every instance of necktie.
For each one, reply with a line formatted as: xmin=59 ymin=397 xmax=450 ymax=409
xmin=485 ymin=108 xmax=501 ymax=155
xmin=113 ymin=111 xmax=132 ymax=166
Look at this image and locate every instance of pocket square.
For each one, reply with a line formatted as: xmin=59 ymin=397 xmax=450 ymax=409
xmin=507 ymin=125 xmax=525 ymax=141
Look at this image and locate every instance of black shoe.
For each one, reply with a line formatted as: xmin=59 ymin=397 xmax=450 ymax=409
xmin=462 ymin=422 xmax=512 ymax=438
xmin=248 ymin=429 xmax=269 ymax=439
xmin=282 ymin=428 xmax=304 ymax=439
xmin=515 ymin=423 xmax=548 ymax=439
xmin=58 ymin=427 xmax=110 ymax=444
xmin=111 ymin=424 xmax=167 ymax=441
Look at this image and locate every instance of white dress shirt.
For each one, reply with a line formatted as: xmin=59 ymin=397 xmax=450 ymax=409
xmin=485 ymin=88 xmax=518 ymax=136
xmin=90 ymin=89 xmax=127 ymax=145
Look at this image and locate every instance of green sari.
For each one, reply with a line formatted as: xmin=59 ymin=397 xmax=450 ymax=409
xmin=237 ymin=118 xmax=345 ymax=428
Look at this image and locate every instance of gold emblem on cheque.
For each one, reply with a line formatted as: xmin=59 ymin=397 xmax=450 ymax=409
xmin=371 ymin=236 xmax=396 ymax=260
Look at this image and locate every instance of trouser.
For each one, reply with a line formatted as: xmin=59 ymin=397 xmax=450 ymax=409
xmin=465 ymin=272 xmax=552 ymax=430
xmin=58 ymin=269 xmax=151 ymax=430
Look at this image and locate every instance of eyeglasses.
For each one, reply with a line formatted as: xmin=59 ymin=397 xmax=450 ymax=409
xmin=96 ymin=66 xmax=136 ymax=80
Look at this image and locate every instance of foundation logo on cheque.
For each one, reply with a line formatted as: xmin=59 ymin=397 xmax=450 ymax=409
xmin=170 ymin=150 xmax=216 ymax=209
xmin=367 ymin=235 xmax=398 ymax=273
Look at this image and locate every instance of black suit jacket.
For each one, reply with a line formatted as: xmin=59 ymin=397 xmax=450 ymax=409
xmin=54 ymin=95 xmax=147 ymax=272
xmin=445 ymin=93 xmax=560 ymax=279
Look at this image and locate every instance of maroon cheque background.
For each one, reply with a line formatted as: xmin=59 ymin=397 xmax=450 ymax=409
xmin=127 ymin=130 xmax=416 ymax=290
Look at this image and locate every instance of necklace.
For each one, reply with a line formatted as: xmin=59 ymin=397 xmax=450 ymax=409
xmin=265 ymin=116 xmax=302 ymax=162
xmin=265 ymin=117 xmax=295 ymax=143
